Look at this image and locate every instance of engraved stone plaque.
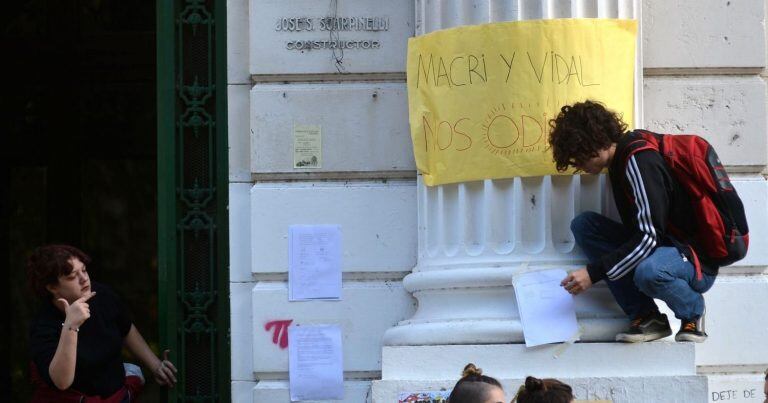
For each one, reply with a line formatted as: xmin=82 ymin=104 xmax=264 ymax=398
xmin=250 ymin=0 xmax=413 ymax=75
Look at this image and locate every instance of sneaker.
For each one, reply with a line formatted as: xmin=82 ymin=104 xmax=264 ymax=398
xmin=675 ymin=315 xmax=707 ymax=343
xmin=615 ymin=311 xmax=672 ymax=343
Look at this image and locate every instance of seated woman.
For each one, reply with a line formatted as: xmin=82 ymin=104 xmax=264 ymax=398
xmin=27 ymin=244 xmax=177 ymax=402
xmin=447 ymin=363 xmax=506 ymax=403
xmin=512 ymin=376 xmax=574 ymax=403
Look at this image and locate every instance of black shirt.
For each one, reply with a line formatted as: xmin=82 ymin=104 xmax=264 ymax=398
xmin=29 ymin=282 xmax=132 ymax=397
xmin=586 ymin=131 xmax=718 ymax=283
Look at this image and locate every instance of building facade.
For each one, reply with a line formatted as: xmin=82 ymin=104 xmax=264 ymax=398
xmin=227 ymin=1 xmax=768 ymax=402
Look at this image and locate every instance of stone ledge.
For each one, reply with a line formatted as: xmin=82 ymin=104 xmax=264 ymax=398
xmin=382 ymin=342 xmax=697 ymax=380
xmin=373 ymin=375 xmax=707 ymax=403
xmin=253 ymin=380 xmax=372 ymax=403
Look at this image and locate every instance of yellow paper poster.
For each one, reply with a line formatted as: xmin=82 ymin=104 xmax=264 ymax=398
xmin=407 ymin=19 xmax=637 ymax=186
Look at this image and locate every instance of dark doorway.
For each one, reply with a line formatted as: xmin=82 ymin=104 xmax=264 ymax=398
xmin=4 ymin=1 xmax=161 ymax=401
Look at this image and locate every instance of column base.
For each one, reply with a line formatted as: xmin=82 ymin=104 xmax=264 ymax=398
xmin=384 ymin=266 xmax=632 ymax=345
xmin=383 ymin=317 xmax=629 ymax=345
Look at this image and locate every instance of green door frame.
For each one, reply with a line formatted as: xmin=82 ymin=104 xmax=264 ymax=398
xmin=157 ymin=0 xmax=230 ymax=401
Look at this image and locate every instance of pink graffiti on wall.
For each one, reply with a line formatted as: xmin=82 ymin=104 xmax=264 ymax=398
xmin=264 ymin=319 xmax=293 ymax=349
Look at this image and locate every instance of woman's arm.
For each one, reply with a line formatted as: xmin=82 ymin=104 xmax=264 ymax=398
xmin=124 ymin=325 xmax=177 ymax=387
xmin=48 ymin=325 xmax=78 ymax=389
xmin=48 ymin=292 xmax=95 ymax=390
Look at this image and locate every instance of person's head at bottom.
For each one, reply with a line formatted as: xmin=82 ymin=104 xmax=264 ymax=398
xmin=762 ymin=368 xmax=767 ymax=403
xmin=447 ymin=363 xmax=505 ymax=403
xmin=512 ymin=376 xmax=574 ymax=403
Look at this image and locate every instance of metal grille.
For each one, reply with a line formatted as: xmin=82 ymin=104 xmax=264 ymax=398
xmin=160 ymin=0 xmax=227 ymax=401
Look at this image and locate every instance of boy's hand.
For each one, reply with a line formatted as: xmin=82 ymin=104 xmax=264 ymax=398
xmin=561 ymin=268 xmax=592 ymax=295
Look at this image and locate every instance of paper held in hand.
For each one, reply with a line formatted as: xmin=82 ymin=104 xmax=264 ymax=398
xmin=512 ymin=268 xmax=580 ymax=347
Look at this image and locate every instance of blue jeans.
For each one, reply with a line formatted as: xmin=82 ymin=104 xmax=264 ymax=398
xmin=571 ymin=211 xmax=715 ymax=321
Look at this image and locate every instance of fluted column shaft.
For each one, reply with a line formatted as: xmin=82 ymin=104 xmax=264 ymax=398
xmin=384 ymin=0 xmax=641 ymax=346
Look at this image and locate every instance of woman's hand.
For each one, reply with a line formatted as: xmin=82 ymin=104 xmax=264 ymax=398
xmin=56 ymin=292 xmax=96 ymax=329
xmin=124 ymin=326 xmax=179 ymax=388
xmin=561 ymin=268 xmax=592 ymax=295
xmin=153 ymin=349 xmax=178 ymax=387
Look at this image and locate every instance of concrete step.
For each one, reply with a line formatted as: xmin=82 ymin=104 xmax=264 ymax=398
xmin=381 ymin=342 xmax=698 ymax=380
xmin=373 ymin=375 xmax=707 ymax=403
xmin=373 ymin=342 xmax=706 ymax=403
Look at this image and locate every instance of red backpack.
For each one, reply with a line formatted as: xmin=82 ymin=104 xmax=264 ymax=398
xmin=626 ymin=130 xmax=749 ymax=269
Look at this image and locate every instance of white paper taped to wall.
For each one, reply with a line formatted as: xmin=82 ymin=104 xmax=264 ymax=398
xmin=288 ymin=224 xmax=342 ymax=301
xmin=288 ymin=324 xmax=344 ymax=401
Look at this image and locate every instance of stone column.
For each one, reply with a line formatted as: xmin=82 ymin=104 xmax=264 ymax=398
xmin=383 ymin=0 xmax=641 ymax=347
xmin=382 ymin=175 xmax=631 ymax=345
xmin=374 ymin=1 xmax=707 ymax=401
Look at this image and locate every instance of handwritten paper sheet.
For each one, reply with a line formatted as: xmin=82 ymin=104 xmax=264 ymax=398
xmin=288 ymin=325 xmax=344 ymax=401
xmin=512 ymin=269 xmax=579 ymax=347
xmin=289 ymin=225 xmax=342 ymax=301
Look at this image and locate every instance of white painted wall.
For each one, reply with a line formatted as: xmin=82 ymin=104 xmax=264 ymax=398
xmin=643 ymin=1 xmax=768 ymax=400
xmin=229 ymin=0 xmax=768 ymax=401
xmin=229 ymin=0 xmax=416 ymax=401
xmin=250 ymin=84 xmax=412 ymax=174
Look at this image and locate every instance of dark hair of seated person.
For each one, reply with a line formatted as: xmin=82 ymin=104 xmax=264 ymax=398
xmin=447 ymin=363 xmax=503 ymax=403
xmin=512 ymin=376 xmax=574 ymax=403
xmin=26 ymin=244 xmax=91 ymax=300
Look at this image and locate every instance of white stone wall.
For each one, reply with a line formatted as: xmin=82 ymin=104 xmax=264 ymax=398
xmin=228 ymin=0 xmax=417 ymax=401
xmin=643 ymin=1 xmax=768 ymax=401
xmin=229 ymin=0 xmax=768 ymax=402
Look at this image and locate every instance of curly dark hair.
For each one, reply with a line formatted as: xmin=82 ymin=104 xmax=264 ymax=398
xmin=548 ymin=100 xmax=628 ymax=172
xmin=512 ymin=376 xmax=573 ymax=403
xmin=26 ymin=244 xmax=91 ymax=300
xmin=447 ymin=363 xmax=503 ymax=403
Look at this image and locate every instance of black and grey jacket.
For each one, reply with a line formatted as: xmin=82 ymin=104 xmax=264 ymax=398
xmin=585 ymin=131 xmax=718 ymax=283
